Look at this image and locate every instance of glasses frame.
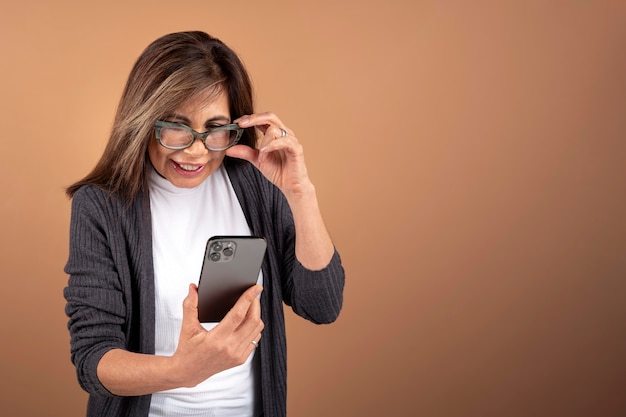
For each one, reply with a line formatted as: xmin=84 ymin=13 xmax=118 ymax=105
xmin=154 ymin=120 xmax=244 ymax=151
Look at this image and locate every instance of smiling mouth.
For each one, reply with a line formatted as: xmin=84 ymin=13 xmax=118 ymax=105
xmin=176 ymin=162 xmax=203 ymax=172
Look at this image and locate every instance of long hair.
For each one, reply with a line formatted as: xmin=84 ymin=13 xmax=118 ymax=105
xmin=66 ymin=31 xmax=256 ymax=200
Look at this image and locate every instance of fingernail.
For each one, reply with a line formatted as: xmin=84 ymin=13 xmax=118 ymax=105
xmin=237 ymin=116 xmax=250 ymax=126
xmin=253 ymin=285 xmax=263 ymax=296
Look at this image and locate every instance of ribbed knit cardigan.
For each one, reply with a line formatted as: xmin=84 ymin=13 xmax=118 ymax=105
xmin=64 ymin=158 xmax=345 ymax=417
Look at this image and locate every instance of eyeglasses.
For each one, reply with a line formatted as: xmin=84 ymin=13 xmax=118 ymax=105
xmin=154 ymin=120 xmax=244 ymax=151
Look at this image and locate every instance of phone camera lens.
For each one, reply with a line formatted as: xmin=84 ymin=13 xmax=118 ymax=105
xmin=223 ymin=247 xmax=234 ymax=257
xmin=211 ymin=242 xmax=223 ymax=252
xmin=209 ymin=252 xmax=221 ymax=262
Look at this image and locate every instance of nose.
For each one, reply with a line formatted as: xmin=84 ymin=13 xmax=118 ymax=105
xmin=183 ymin=136 xmax=208 ymax=157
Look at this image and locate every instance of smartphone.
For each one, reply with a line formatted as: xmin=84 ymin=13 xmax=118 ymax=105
xmin=197 ymin=236 xmax=267 ymax=323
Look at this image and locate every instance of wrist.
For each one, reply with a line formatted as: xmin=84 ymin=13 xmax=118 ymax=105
xmin=164 ymin=353 xmax=187 ymax=389
xmin=284 ymin=180 xmax=316 ymax=205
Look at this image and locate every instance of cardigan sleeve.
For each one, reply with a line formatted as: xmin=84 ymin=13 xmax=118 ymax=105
xmin=266 ymin=168 xmax=345 ymax=324
xmin=63 ymin=186 xmax=127 ymax=397
xmin=281 ymin=250 xmax=345 ymax=324
xmin=224 ymin=158 xmax=346 ymax=325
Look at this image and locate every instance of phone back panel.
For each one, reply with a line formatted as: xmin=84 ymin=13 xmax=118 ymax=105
xmin=197 ymin=236 xmax=267 ymax=323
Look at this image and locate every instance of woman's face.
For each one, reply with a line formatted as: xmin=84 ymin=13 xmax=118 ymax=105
xmin=148 ymin=88 xmax=232 ymax=188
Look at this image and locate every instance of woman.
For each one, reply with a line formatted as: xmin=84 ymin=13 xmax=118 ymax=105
xmin=64 ymin=31 xmax=345 ymax=417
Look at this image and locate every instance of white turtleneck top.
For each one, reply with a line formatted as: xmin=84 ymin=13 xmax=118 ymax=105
xmin=147 ymin=164 xmax=262 ymax=417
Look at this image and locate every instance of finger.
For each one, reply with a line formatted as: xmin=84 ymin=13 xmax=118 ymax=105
xmin=235 ymin=112 xmax=280 ymax=128
xmin=240 ymin=301 xmax=264 ymax=354
xmin=236 ymin=288 xmax=264 ymax=341
xmin=253 ymin=331 xmax=263 ymax=345
xmin=259 ymin=125 xmax=292 ymax=150
xmin=218 ymin=285 xmax=263 ymax=332
xmin=260 ymin=136 xmax=303 ymax=159
xmin=181 ymin=284 xmax=202 ymax=333
xmin=248 ymin=333 xmax=262 ymax=352
xmin=235 ymin=113 xmax=293 ymax=136
xmin=243 ymin=291 xmax=263 ymax=326
xmin=257 ymin=126 xmax=277 ymax=149
xmin=225 ymin=144 xmax=259 ymax=163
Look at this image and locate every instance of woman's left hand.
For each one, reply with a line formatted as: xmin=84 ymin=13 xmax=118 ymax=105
xmin=227 ymin=113 xmax=313 ymax=198
xmin=228 ymin=112 xmax=335 ymax=270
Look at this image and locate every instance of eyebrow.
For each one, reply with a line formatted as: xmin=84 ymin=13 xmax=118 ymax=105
xmin=167 ymin=114 xmax=231 ymax=126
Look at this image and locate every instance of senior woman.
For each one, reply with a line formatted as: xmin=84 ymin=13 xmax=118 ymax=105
xmin=64 ymin=31 xmax=344 ymax=417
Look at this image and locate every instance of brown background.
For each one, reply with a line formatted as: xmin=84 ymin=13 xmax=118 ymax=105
xmin=1 ymin=1 xmax=625 ymax=416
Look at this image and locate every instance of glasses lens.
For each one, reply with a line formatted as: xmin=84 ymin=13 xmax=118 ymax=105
xmin=158 ymin=125 xmax=193 ymax=149
xmin=205 ymin=126 xmax=241 ymax=150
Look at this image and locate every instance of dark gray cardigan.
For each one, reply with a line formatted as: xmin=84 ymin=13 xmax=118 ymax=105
xmin=64 ymin=158 xmax=345 ymax=417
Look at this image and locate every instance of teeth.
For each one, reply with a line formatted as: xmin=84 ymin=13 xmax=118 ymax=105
xmin=179 ymin=163 xmax=200 ymax=171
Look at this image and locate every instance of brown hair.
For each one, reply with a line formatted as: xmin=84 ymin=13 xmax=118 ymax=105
xmin=66 ymin=31 xmax=256 ymax=200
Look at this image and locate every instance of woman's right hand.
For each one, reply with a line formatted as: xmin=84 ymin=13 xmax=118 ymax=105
xmin=171 ymin=283 xmax=264 ymax=387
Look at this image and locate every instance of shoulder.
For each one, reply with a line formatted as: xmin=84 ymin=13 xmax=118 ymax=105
xmin=72 ymin=184 xmax=110 ymax=203
xmin=70 ymin=184 xmax=145 ymax=221
xmin=71 ymin=185 xmax=117 ymax=212
xmin=70 ymin=185 xmax=111 ymax=214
